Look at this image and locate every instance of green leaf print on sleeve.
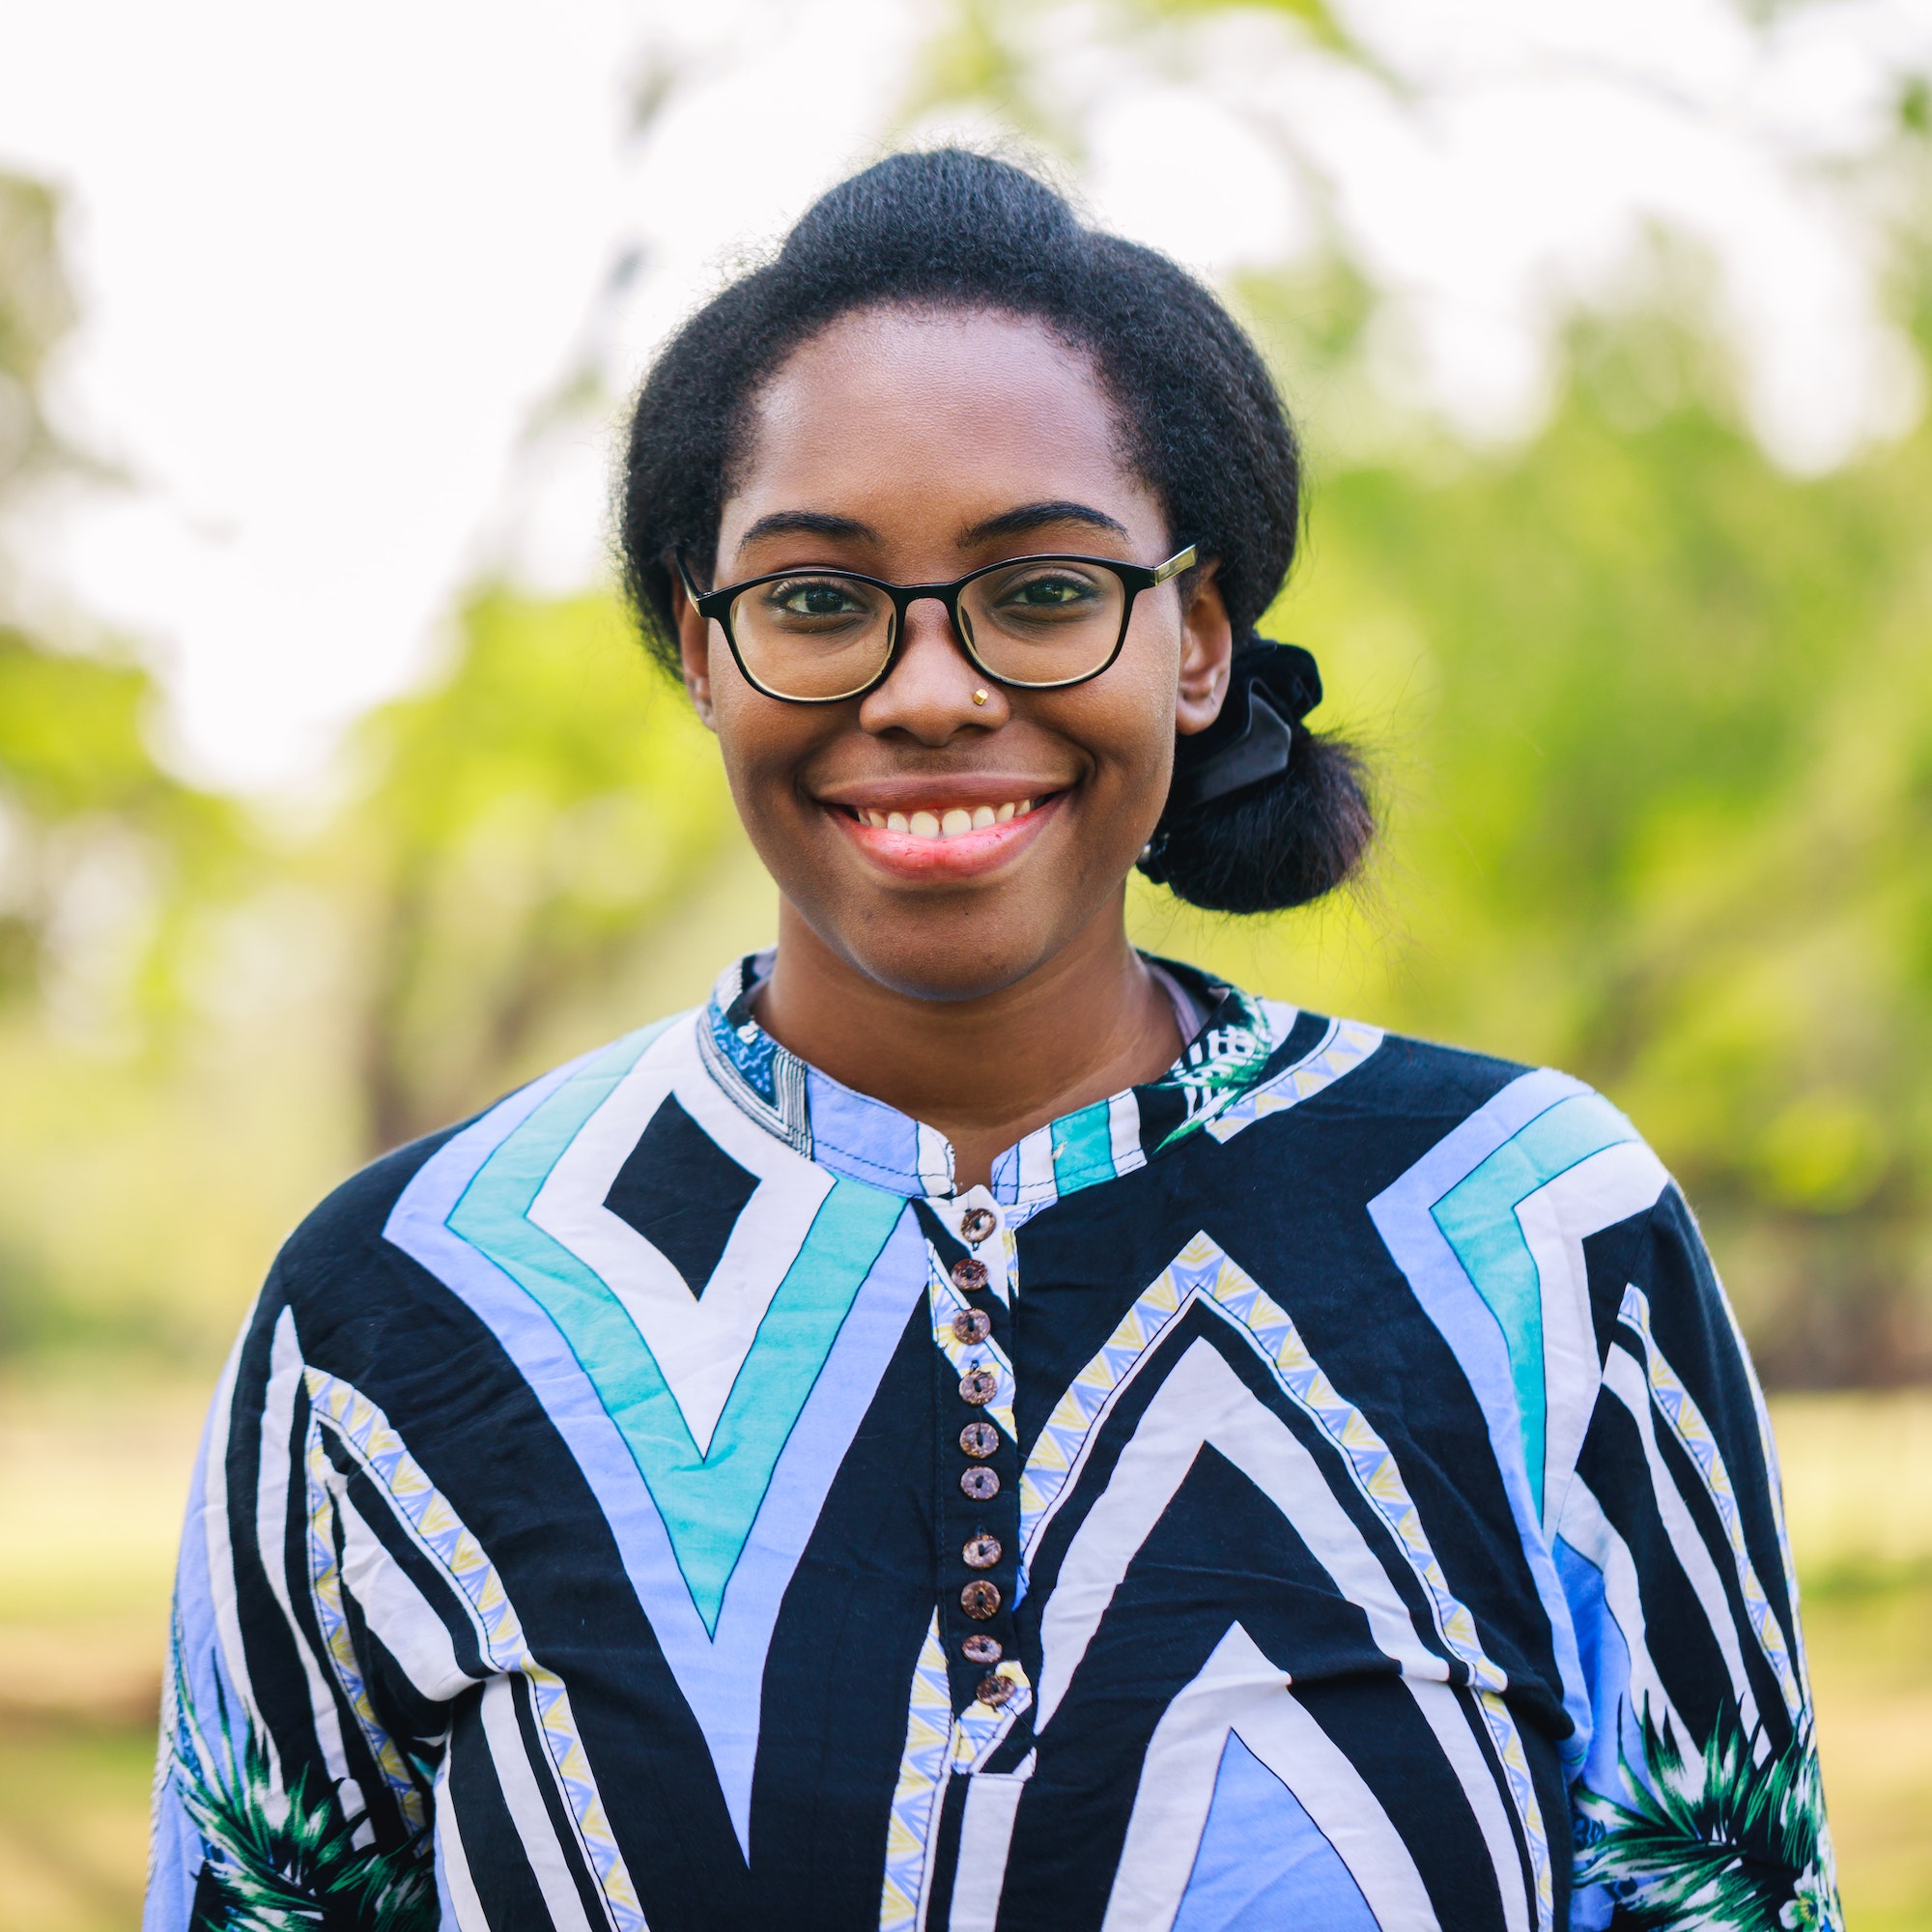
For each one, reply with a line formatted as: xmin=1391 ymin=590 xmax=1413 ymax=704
xmin=1574 ymin=1702 xmax=1839 ymax=1932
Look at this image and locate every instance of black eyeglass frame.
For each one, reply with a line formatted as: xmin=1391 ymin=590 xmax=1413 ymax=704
xmin=675 ymin=543 xmax=1200 ymax=704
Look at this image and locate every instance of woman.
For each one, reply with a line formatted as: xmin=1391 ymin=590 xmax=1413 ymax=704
xmin=148 ymin=152 xmax=1837 ymax=1932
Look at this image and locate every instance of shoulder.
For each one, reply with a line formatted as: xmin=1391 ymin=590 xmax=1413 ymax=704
xmin=268 ymin=1009 xmax=702 ymax=1341
xmin=1256 ymin=1003 xmax=1542 ymax=1139
xmin=1299 ymin=1013 xmax=1701 ymax=1332
xmin=1267 ymin=1007 xmax=1680 ymax=1246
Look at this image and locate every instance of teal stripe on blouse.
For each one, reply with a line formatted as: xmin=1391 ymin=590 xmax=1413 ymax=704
xmin=1052 ymin=1099 xmax=1121 ymax=1195
xmin=1430 ymin=1093 xmax=1639 ymax=1519
xmin=446 ymin=1024 xmax=903 ymax=1632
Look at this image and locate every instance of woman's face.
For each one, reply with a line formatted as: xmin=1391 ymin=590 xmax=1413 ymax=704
xmin=674 ymin=306 xmax=1232 ymax=1003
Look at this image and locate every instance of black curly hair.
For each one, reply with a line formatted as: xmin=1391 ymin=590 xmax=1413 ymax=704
xmin=617 ymin=147 xmax=1371 ymax=914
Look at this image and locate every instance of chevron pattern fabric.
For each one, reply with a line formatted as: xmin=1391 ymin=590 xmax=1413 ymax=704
xmin=147 ymin=952 xmax=1838 ymax=1932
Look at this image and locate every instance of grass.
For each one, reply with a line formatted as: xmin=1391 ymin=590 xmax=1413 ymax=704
xmin=0 ymin=1377 xmax=1926 ymax=1928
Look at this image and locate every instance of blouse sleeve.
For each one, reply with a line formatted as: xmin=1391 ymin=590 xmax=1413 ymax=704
xmin=1551 ymin=1182 xmax=1841 ymax=1932
xmin=144 ymin=1276 xmax=440 ymax=1929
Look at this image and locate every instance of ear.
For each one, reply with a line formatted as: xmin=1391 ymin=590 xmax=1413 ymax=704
xmin=670 ymin=567 xmax=719 ymax=731
xmin=1175 ymin=561 xmax=1234 ymax=739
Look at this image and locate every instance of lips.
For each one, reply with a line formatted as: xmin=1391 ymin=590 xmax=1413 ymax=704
xmin=827 ymin=792 xmax=1062 ymax=878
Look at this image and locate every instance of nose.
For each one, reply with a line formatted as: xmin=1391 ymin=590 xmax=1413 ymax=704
xmin=857 ymin=595 xmax=1009 ymax=743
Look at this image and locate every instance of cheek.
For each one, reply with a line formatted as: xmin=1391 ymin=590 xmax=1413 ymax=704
xmin=709 ymin=685 xmax=818 ymax=827
xmin=1075 ymin=650 xmax=1181 ymax=792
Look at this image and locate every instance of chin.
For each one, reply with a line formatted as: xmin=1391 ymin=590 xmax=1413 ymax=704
xmin=839 ymin=928 xmax=1057 ymax=1007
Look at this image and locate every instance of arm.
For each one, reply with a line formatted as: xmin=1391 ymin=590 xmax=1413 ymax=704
xmin=145 ymin=1276 xmax=440 ymax=1930
xmin=1553 ymin=1185 xmax=1840 ymax=1932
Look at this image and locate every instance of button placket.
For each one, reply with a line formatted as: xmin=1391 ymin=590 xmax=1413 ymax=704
xmin=928 ymin=1187 xmax=1022 ymax=1713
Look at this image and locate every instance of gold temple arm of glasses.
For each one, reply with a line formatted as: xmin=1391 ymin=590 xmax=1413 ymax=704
xmin=1150 ymin=545 xmax=1199 ymax=585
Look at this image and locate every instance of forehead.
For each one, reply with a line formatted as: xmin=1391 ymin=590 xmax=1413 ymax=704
xmin=724 ymin=307 xmax=1156 ymax=545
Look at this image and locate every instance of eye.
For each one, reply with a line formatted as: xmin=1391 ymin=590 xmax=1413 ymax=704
xmin=1001 ymin=570 xmax=1103 ymax=611
xmin=770 ymin=577 xmax=867 ymax=618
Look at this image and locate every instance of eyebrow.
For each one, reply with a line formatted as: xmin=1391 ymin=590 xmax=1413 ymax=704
xmin=732 ymin=498 xmax=1132 ymax=560
xmin=960 ymin=500 xmax=1131 ymax=545
xmin=734 ymin=510 xmax=879 ymax=552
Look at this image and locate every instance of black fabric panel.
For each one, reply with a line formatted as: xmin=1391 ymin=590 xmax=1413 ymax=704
xmin=602 ymin=1091 xmax=759 ymax=1297
xmin=1527 ymin=1701 xmax=1575 ymax=1932
xmin=1644 ymin=1385 xmax=1796 ymax=1752
xmin=1636 ymin=1187 xmax=1801 ymax=1662
xmin=350 ymin=1621 xmax=447 ymax=1787
xmin=1576 ymin=1368 xmax=1738 ymax=1746
xmin=1294 ymin=1672 xmax=1512 ymax=1932
xmin=1452 ymin=1683 xmax=1539 ymax=1918
xmin=229 ymin=1329 xmax=409 ymax=1846
xmin=1015 ymin=1300 xmax=1456 ymax=1690
xmin=313 ymin=1495 xmax=427 ymax=1844
xmin=1579 ymin=1206 xmax=1655 ymax=1368
xmin=923 ymin=1776 xmax=969 ymax=1932
xmin=187 ymin=1860 xmax=224 ymax=1931
xmin=445 ymin=1687 xmax=552 ymax=1929
xmin=330 ymin=1446 xmax=491 ymax=1681
xmin=745 ymin=1300 xmax=943 ymax=1931
xmin=220 ymin=1271 xmax=331 ymax=1800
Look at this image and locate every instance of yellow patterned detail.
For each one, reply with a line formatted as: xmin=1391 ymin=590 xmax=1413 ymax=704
xmin=1619 ymin=1286 xmax=1805 ymax=1723
xmin=1019 ymin=1267 xmax=1188 ymax=1546
xmin=304 ymin=1368 xmax=646 ymax=1932
xmin=302 ymin=1419 xmax=424 ymax=1829
xmin=880 ymin=1612 xmax=953 ymax=1931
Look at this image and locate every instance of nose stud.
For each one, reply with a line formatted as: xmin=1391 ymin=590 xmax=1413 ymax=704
xmin=972 ymin=688 xmax=989 ymax=706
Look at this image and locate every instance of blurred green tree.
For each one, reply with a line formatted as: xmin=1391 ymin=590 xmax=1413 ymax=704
xmin=1230 ymin=312 xmax=1932 ymax=1384
xmin=329 ymin=587 xmax=736 ymax=1152
xmin=0 ymin=175 xmax=239 ymax=1028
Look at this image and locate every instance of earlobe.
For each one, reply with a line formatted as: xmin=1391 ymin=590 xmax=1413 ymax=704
xmin=1175 ymin=563 xmax=1235 ymax=739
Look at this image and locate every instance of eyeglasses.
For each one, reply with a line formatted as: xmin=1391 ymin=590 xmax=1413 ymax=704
xmin=676 ymin=544 xmax=1199 ymax=704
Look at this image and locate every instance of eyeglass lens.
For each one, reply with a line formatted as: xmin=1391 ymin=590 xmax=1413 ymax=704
xmin=729 ymin=558 xmax=1129 ymax=701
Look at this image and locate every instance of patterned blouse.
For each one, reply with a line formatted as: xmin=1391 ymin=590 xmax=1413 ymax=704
xmin=148 ymin=953 xmax=1839 ymax=1932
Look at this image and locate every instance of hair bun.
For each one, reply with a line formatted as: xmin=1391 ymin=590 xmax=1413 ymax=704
xmin=1139 ymin=639 xmax=1372 ymax=914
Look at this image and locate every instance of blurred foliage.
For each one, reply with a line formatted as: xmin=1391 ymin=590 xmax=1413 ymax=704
xmin=0 ymin=178 xmax=240 ymax=1030
xmin=2 ymin=83 xmax=1932 ymax=1389
xmin=1145 ymin=284 xmax=1932 ymax=1383
xmin=329 ymin=587 xmax=736 ymax=1151
xmin=0 ymin=631 xmax=242 ymax=1023
xmin=1113 ymin=248 xmax=1932 ymax=1382
xmin=0 ymin=177 xmax=75 ymax=506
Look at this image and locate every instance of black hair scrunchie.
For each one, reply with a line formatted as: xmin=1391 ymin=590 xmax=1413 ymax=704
xmin=1138 ymin=639 xmax=1322 ymax=884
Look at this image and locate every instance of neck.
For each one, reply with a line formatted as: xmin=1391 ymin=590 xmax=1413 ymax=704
xmin=755 ymin=895 xmax=1184 ymax=1192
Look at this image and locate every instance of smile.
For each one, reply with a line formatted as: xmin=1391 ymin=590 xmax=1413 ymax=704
xmin=827 ymin=792 xmax=1064 ymax=879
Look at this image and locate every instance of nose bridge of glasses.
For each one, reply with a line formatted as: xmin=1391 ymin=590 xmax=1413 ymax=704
xmin=895 ymin=584 xmax=975 ymax=652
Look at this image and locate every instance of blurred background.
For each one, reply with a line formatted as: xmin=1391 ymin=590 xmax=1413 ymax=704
xmin=3 ymin=0 xmax=1931 ymax=1921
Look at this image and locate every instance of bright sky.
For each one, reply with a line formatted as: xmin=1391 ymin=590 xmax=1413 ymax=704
xmin=4 ymin=0 xmax=1926 ymax=789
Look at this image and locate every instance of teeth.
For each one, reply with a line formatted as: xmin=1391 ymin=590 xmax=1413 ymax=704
xmin=861 ymin=800 xmax=1041 ymax=838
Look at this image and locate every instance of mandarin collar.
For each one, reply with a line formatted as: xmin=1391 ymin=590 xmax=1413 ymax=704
xmin=696 ymin=950 xmax=1288 ymax=1211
